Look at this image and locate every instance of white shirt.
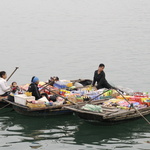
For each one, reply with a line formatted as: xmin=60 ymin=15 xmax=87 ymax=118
xmin=0 ymin=78 xmax=10 ymax=95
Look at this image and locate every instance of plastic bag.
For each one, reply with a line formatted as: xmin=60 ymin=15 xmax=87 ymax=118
xmin=81 ymin=104 xmax=102 ymax=112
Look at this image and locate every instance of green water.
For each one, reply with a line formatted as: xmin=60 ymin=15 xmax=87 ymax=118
xmin=0 ymin=108 xmax=149 ymax=150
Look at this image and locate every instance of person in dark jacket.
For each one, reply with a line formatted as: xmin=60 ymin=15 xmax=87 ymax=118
xmin=28 ymin=76 xmax=41 ymax=100
xmin=92 ymin=64 xmax=112 ymax=89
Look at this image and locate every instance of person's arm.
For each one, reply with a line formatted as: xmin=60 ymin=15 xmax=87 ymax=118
xmin=0 ymin=80 xmax=10 ymax=92
xmin=92 ymin=71 xmax=96 ymax=86
xmin=34 ymin=85 xmax=41 ymax=99
xmin=28 ymin=84 xmax=33 ymax=93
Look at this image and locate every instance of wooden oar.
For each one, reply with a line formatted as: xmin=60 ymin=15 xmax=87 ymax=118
xmin=39 ymin=83 xmax=50 ymax=92
xmin=39 ymin=81 xmax=54 ymax=92
xmin=7 ymin=67 xmax=19 ymax=81
xmin=115 ymin=88 xmax=150 ymax=125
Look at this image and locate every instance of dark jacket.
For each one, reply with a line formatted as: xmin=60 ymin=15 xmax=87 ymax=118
xmin=92 ymin=70 xmax=112 ymax=89
xmin=28 ymin=83 xmax=41 ymax=100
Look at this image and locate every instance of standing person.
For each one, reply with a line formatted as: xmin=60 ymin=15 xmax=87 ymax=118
xmin=28 ymin=76 xmax=41 ymax=100
xmin=92 ymin=64 xmax=112 ymax=89
xmin=0 ymin=71 xmax=10 ymax=96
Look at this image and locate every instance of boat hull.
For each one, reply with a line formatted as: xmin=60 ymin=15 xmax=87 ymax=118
xmin=0 ymin=100 xmax=12 ymax=108
xmin=13 ymin=105 xmax=73 ymax=117
xmin=65 ymin=105 xmax=150 ymax=123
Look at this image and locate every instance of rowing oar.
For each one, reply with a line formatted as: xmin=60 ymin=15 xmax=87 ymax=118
xmin=39 ymin=81 xmax=54 ymax=92
xmin=114 ymin=88 xmax=150 ymax=125
xmin=39 ymin=83 xmax=50 ymax=92
xmin=41 ymin=83 xmax=77 ymax=105
xmin=7 ymin=67 xmax=19 ymax=81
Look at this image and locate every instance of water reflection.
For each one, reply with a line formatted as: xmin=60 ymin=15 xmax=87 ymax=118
xmin=0 ymin=109 xmax=150 ymax=150
xmin=74 ymin=116 xmax=150 ymax=149
xmin=0 ymin=110 xmax=79 ymax=149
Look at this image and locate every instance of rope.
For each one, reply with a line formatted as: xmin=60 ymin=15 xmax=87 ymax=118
xmin=115 ymin=89 xmax=150 ymax=125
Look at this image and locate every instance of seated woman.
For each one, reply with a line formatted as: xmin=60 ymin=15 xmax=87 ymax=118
xmin=28 ymin=76 xmax=42 ymax=100
xmin=28 ymin=76 xmax=48 ymax=100
xmin=0 ymin=71 xmax=10 ymax=96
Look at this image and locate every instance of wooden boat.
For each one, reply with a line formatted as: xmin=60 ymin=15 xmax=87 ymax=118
xmin=3 ymin=99 xmax=73 ymax=116
xmin=3 ymin=99 xmax=107 ymax=117
xmin=64 ymin=102 xmax=150 ymax=123
xmin=0 ymin=78 xmax=110 ymax=115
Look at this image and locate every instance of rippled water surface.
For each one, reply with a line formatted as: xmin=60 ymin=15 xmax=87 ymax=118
xmin=0 ymin=109 xmax=150 ymax=150
xmin=0 ymin=0 xmax=150 ymax=149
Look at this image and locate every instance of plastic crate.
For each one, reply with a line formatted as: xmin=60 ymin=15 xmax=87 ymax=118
xmin=14 ymin=94 xmax=35 ymax=105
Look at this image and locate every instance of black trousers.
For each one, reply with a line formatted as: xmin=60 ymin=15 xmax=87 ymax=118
xmin=0 ymin=92 xmax=10 ymax=97
xmin=96 ymin=80 xmax=112 ymax=89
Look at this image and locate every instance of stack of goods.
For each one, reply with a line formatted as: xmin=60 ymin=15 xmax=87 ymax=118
xmin=100 ymin=89 xmax=119 ymax=99
xmin=45 ymin=97 xmax=65 ymax=106
xmin=20 ymin=80 xmax=118 ymax=104
xmin=25 ymin=95 xmax=65 ymax=108
xmin=103 ymin=91 xmax=150 ymax=110
xmin=103 ymin=98 xmax=146 ymax=109
xmin=53 ymin=80 xmax=73 ymax=89
xmin=17 ymin=80 xmax=150 ymax=110
xmin=26 ymin=95 xmax=65 ymax=108
xmin=14 ymin=91 xmax=64 ymax=109
xmin=18 ymin=81 xmax=121 ymax=108
xmin=117 ymin=92 xmax=150 ymax=106
xmin=65 ymin=88 xmax=120 ymax=103
xmin=61 ymin=88 xmax=116 ymax=103
xmin=26 ymin=96 xmax=48 ymax=109
xmin=141 ymin=98 xmax=150 ymax=106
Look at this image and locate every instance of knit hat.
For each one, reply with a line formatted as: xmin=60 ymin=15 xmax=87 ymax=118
xmin=31 ymin=76 xmax=39 ymax=83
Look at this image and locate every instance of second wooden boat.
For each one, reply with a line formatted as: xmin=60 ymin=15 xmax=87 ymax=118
xmin=64 ymin=102 xmax=150 ymax=123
